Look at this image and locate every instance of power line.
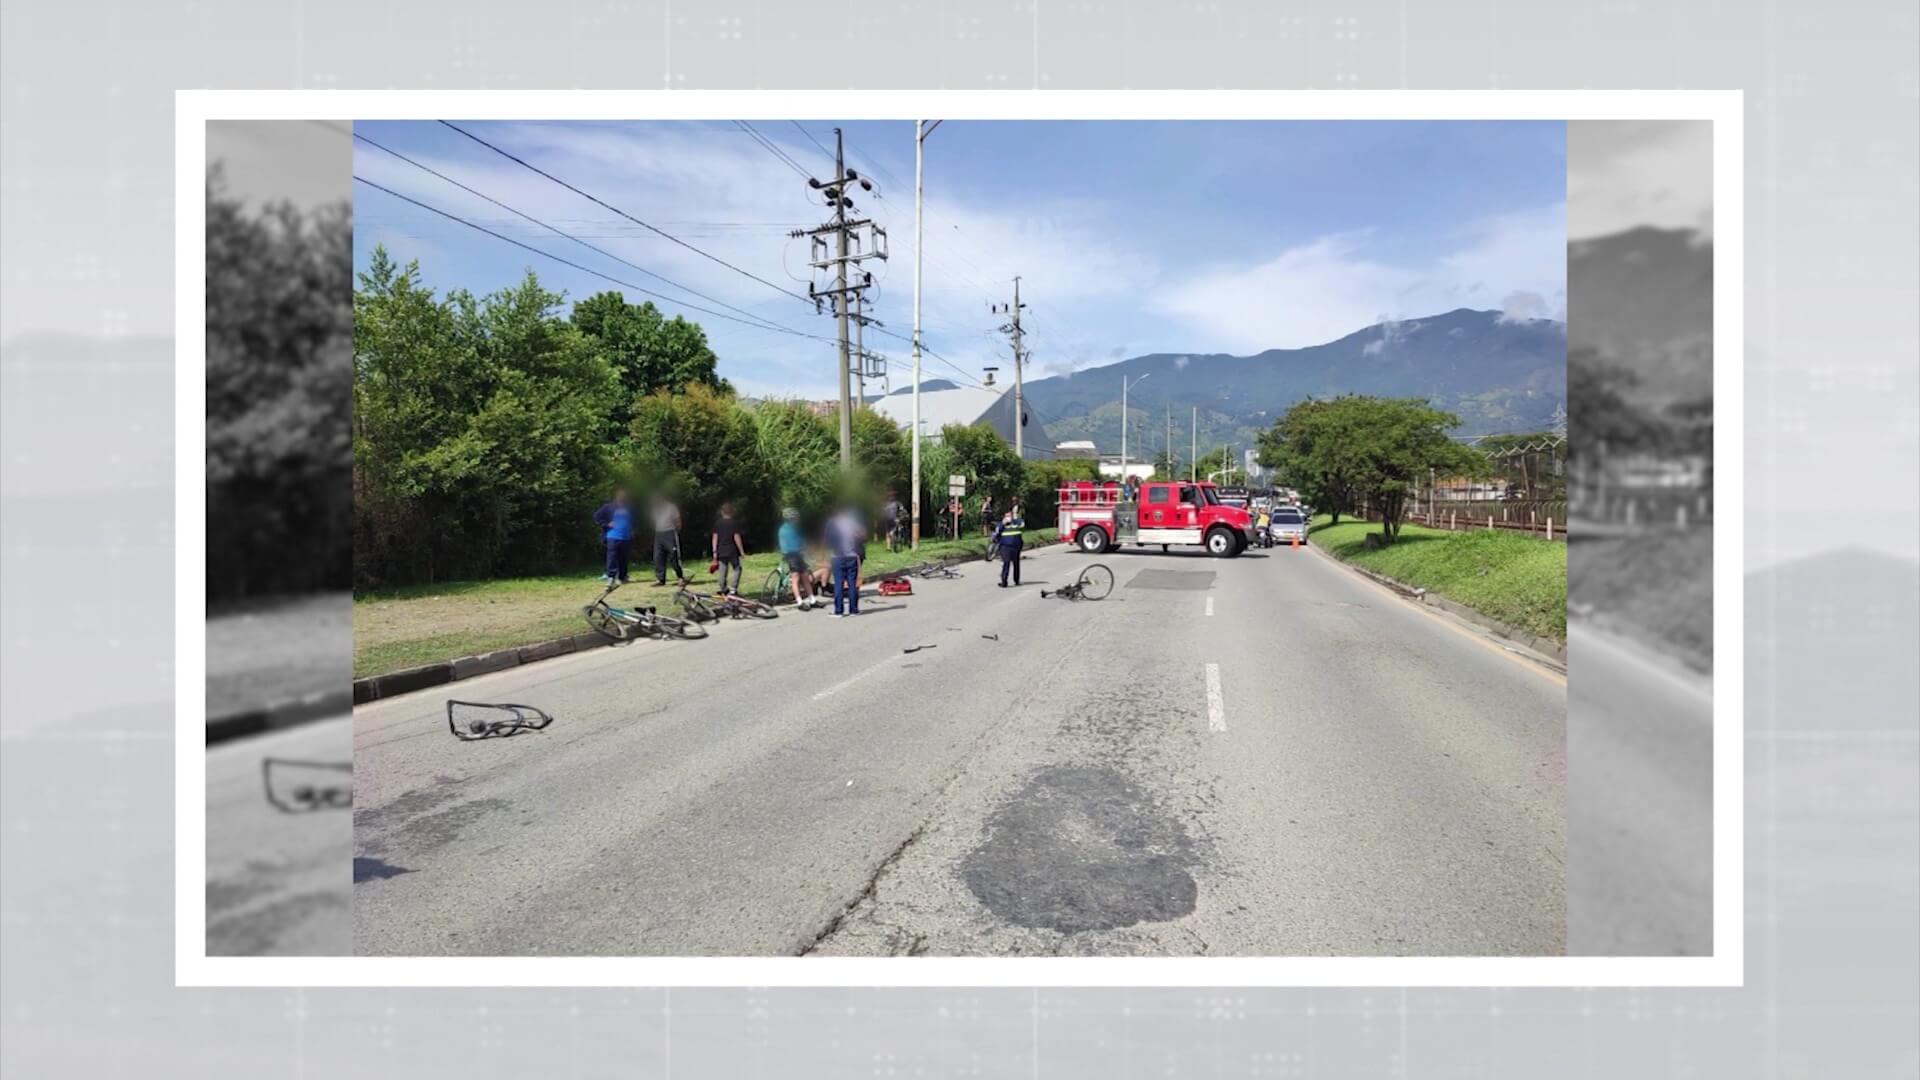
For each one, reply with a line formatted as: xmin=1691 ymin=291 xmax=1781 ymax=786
xmin=789 ymin=120 xmax=835 ymax=166
xmin=735 ymin=120 xmax=812 ymax=180
xmin=353 ymin=130 xmax=806 ymax=337
xmin=352 ymin=175 xmax=837 ymax=344
xmin=438 ymin=119 xmax=817 ymax=307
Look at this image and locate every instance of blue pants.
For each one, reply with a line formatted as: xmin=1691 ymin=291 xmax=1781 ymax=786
xmin=999 ymin=538 xmax=1023 ymax=585
xmin=831 ymin=555 xmax=860 ymax=614
xmin=604 ymin=539 xmax=630 ymax=581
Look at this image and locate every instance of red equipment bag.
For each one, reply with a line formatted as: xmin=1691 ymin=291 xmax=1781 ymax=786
xmin=877 ymin=577 xmax=913 ymax=596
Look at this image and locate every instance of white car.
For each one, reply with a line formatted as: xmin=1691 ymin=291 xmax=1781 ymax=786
xmin=1267 ymin=506 xmax=1309 ymax=546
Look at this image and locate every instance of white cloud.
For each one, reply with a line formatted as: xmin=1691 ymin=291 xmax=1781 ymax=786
xmin=1151 ymin=203 xmax=1564 ymax=354
xmin=1567 ymin=120 xmax=1712 ymax=240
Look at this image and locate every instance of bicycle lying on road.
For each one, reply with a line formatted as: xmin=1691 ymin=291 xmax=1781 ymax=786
xmin=674 ymin=584 xmax=779 ymax=622
xmin=582 ymin=582 xmax=708 ymax=641
xmin=910 ymin=561 xmax=962 ymax=580
xmin=1040 ymin=563 xmax=1114 ymax=601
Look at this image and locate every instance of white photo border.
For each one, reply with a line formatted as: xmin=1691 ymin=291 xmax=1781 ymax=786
xmin=177 ymin=89 xmax=1744 ymax=988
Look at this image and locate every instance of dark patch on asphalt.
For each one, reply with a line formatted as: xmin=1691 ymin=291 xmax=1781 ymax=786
xmin=206 ymin=889 xmax=349 ymax=957
xmin=961 ymin=765 xmax=1199 ymax=932
xmin=353 ymin=856 xmax=412 ymax=883
xmin=1123 ymin=569 xmax=1216 ymax=591
xmin=206 ymin=875 xmax=276 ymax=913
xmin=355 ymin=778 xmax=510 ymax=861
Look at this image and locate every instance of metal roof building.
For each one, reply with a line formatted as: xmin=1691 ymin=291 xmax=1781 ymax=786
xmin=869 ymin=380 xmax=1053 ymax=460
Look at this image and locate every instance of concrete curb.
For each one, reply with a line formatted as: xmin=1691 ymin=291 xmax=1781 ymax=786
xmin=353 ymin=630 xmax=621 ymax=705
xmin=206 ymin=689 xmax=355 ymax=747
xmin=1312 ymin=542 xmax=1569 ymax=670
xmin=350 ymin=545 xmax=1048 ymax=706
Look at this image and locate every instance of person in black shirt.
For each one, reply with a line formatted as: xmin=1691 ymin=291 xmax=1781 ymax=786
xmin=710 ymin=502 xmax=745 ymax=596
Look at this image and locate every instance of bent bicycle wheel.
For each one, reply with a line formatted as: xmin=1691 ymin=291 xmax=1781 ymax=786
xmin=731 ymin=596 xmax=779 ymax=620
xmin=649 ymin=613 xmax=708 ymax=639
xmin=674 ymin=592 xmax=717 ymax=622
xmin=583 ymin=603 xmax=632 ymax=641
xmin=1074 ymin=563 xmax=1115 ymax=600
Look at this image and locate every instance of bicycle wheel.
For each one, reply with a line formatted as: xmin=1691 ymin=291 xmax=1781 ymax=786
xmin=676 ymin=591 xmax=719 ymax=622
xmin=761 ymin=569 xmax=787 ymax=605
xmin=583 ymin=603 xmax=632 ymax=641
xmin=1074 ymin=564 xmax=1114 ymax=601
xmin=730 ymin=596 xmax=779 ymax=620
xmin=647 ymin=613 xmax=707 ymax=639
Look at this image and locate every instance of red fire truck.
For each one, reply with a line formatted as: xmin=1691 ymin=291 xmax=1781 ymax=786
xmin=1056 ymin=479 xmax=1258 ymax=557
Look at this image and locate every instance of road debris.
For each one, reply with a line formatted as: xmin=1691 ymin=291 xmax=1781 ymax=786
xmin=902 ymin=644 xmax=938 ymax=654
xmin=261 ymin=758 xmax=352 ymax=813
xmin=447 ymin=699 xmax=553 ymax=741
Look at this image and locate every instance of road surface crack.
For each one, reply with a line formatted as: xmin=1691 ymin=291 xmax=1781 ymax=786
xmin=796 ymin=617 xmax=1105 ymax=957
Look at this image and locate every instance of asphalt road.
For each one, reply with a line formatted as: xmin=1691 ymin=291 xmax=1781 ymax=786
xmin=352 ymin=540 xmax=1568 ymax=957
xmin=206 ymin=713 xmax=354 ymax=955
xmin=1566 ymin=625 xmax=1713 ymax=955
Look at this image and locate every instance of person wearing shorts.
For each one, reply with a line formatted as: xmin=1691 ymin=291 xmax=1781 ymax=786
xmin=776 ymin=507 xmax=817 ymax=609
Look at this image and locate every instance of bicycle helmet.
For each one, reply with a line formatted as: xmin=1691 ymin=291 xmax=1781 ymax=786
xmin=782 ymin=507 xmax=800 ymax=521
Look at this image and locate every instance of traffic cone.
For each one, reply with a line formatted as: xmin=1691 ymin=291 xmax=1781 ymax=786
xmin=1290 ymin=534 xmax=1300 ymax=550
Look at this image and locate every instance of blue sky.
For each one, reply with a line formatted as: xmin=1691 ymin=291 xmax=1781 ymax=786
xmin=352 ymin=119 xmax=1565 ymax=398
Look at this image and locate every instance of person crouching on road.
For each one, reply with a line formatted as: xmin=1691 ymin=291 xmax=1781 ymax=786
xmin=776 ymin=507 xmax=819 ymax=609
xmin=710 ymin=501 xmax=745 ymax=595
xmin=993 ymin=505 xmax=1026 ymax=588
xmin=823 ymin=503 xmax=864 ymax=617
xmin=592 ymin=487 xmax=635 ymax=586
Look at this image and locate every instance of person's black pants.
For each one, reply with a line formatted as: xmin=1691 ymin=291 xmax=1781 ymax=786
xmin=605 ymin=539 xmax=630 ymax=581
xmin=653 ymin=534 xmax=684 ymax=584
xmin=999 ymin=538 xmax=1023 ymax=585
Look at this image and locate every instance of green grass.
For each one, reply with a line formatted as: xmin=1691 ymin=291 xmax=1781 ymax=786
xmin=352 ymin=529 xmax=1056 ymax=679
xmin=1310 ymin=516 xmax=1567 ymax=642
xmin=1571 ymin=528 xmax=1712 ymax=672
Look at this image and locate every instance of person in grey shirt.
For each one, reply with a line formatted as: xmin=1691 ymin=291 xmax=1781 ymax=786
xmin=649 ymin=494 xmax=689 ymax=587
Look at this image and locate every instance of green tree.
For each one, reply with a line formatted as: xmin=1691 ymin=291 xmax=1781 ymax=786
xmin=625 ymin=382 xmax=769 ymax=543
xmin=1261 ymin=395 xmax=1480 ymax=542
xmin=206 ymin=169 xmax=353 ymax=600
xmin=353 ymin=253 xmax=621 ymax=585
xmin=572 ymin=291 xmax=729 ymax=427
xmin=850 ymin=406 xmax=911 ymax=501
xmin=940 ymin=421 xmax=1025 ymax=510
xmin=750 ymin=400 xmax=840 ymax=523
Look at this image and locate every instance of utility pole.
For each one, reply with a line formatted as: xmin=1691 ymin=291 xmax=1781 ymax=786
xmin=1190 ymin=406 xmax=1197 ymax=483
xmin=910 ymin=119 xmax=940 ymax=549
xmin=1120 ymin=373 xmax=1150 ymax=478
xmin=992 ymin=276 xmax=1027 ymax=458
xmin=1165 ymin=403 xmax=1171 ymax=479
xmin=796 ymin=128 xmax=887 ymax=467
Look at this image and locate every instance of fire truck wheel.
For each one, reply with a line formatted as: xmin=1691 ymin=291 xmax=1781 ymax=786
xmin=1205 ymin=526 xmax=1238 ymax=557
xmin=1075 ymin=525 xmax=1108 ymax=554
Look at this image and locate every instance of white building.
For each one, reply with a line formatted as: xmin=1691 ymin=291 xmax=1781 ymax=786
xmin=1096 ymin=457 xmax=1156 ymax=482
xmin=869 ymin=380 xmax=1052 ymax=459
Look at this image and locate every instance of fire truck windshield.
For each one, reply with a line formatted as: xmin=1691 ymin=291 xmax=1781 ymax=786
xmin=1199 ymin=486 xmax=1221 ymax=505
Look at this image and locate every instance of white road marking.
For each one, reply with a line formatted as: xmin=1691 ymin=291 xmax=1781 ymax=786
xmin=1205 ymin=596 xmax=1214 ymax=617
xmin=813 ymin=652 xmax=902 ymax=702
xmin=1205 ymin=662 xmax=1226 ymax=732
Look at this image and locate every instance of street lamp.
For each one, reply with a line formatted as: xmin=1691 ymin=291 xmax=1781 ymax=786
xmin=1120 ymin=372 xmax=1151 ymax=479
xmin=910 ymin=118 xmax=943 ymax=550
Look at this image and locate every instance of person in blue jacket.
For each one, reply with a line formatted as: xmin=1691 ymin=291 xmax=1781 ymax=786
xmin=591 ymin=488 xmax=635 ymax=585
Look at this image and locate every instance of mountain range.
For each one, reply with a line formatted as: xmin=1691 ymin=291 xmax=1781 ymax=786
xmin=1568 ymin=225 xmax=1713 ymax=408
xmin=1014 ymin=307 xmax=1568 ymax=454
